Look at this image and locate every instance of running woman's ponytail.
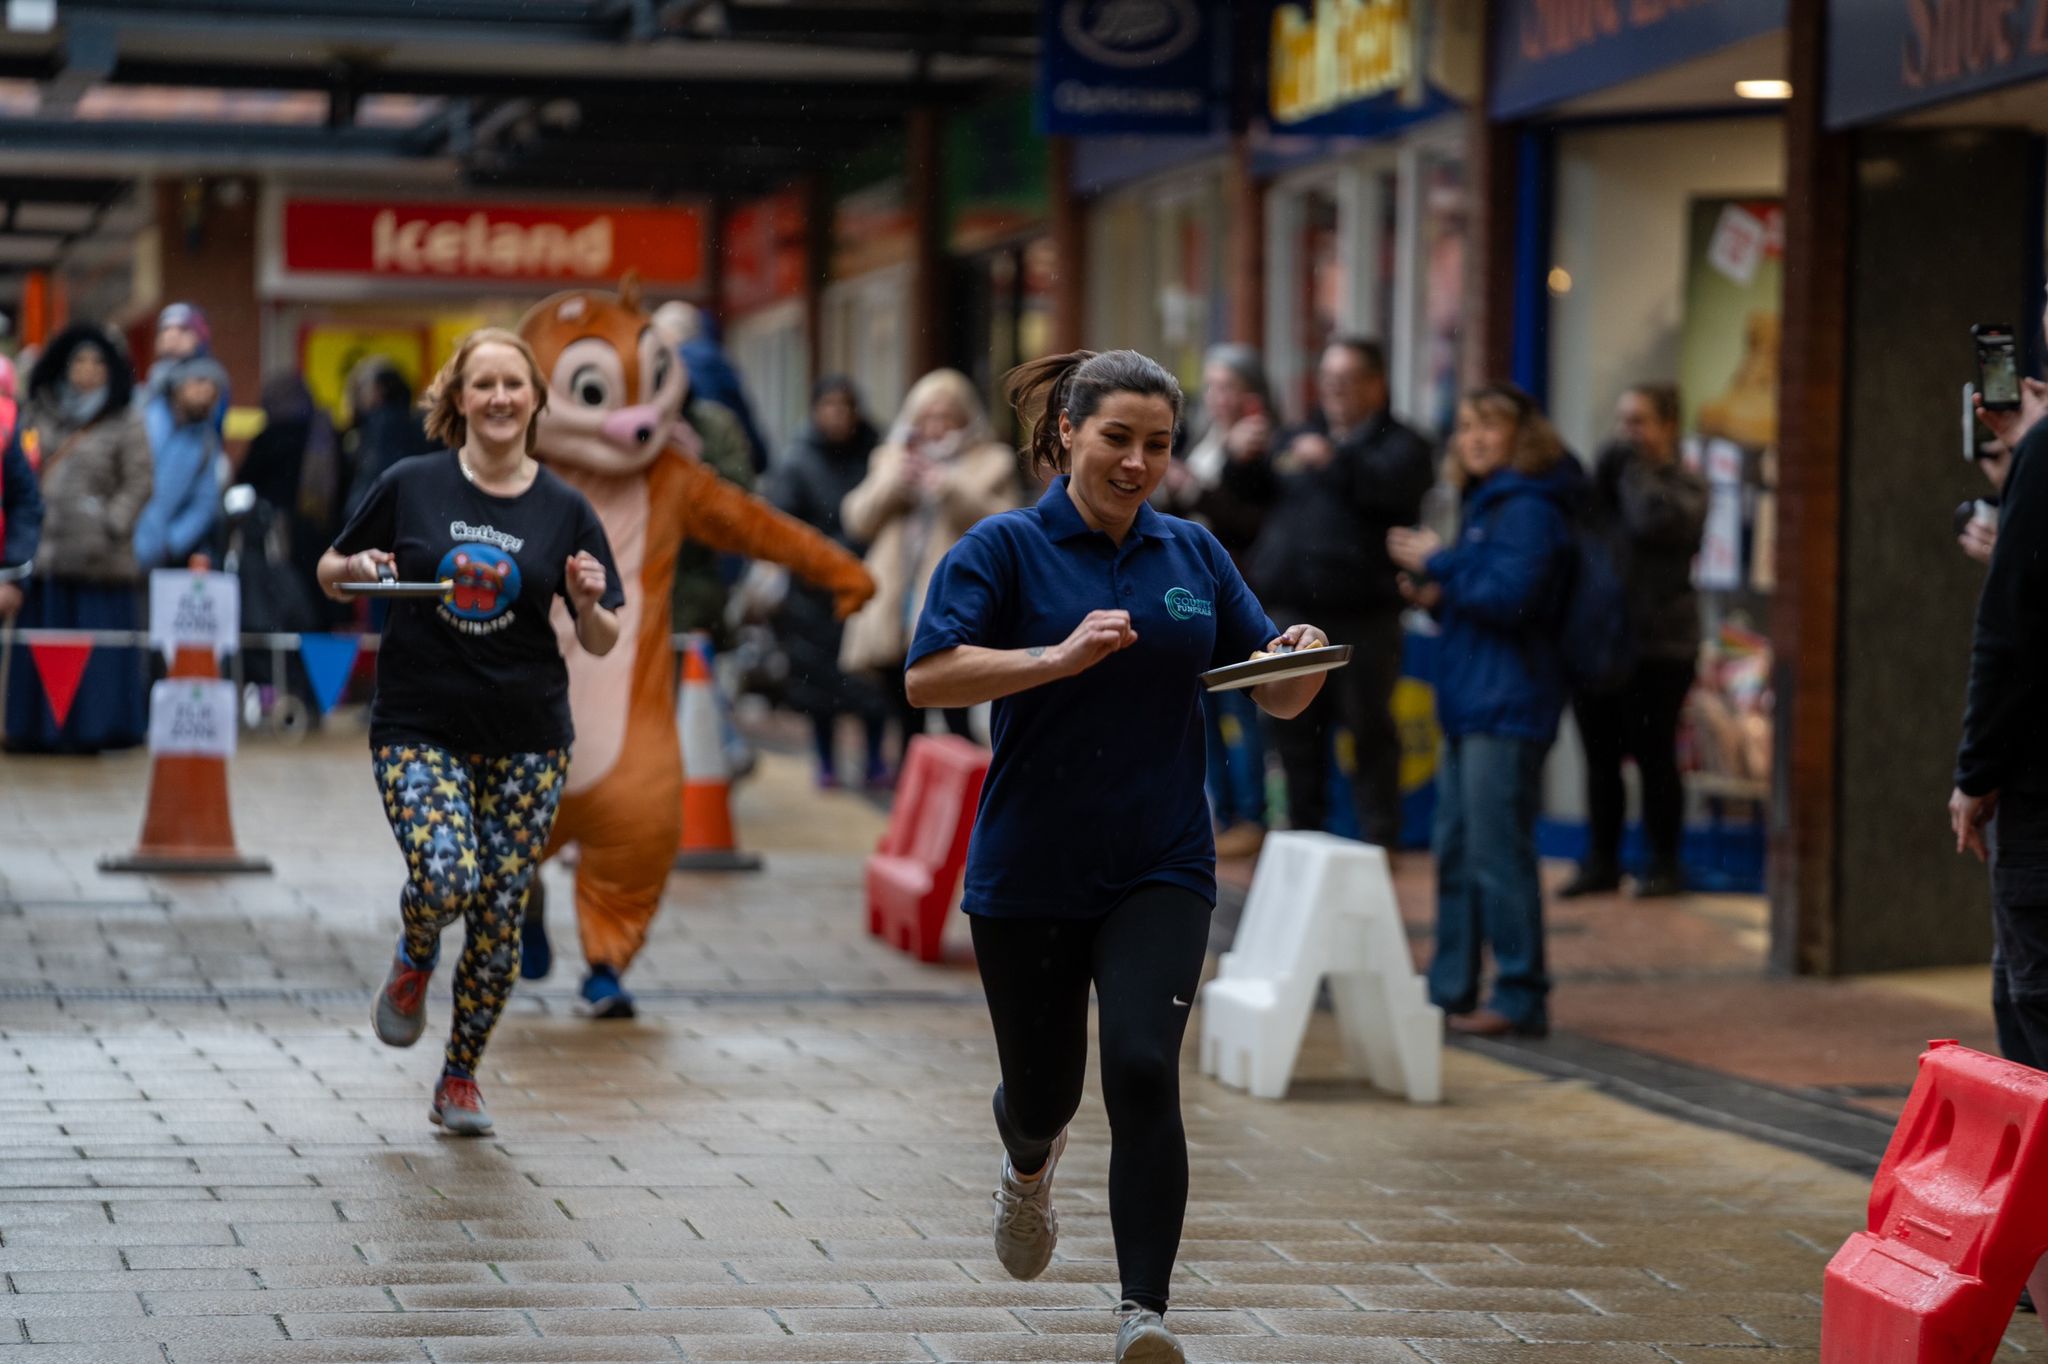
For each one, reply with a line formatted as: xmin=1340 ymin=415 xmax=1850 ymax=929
xmin=1005 ymin=349 xmax=1183 ymax=478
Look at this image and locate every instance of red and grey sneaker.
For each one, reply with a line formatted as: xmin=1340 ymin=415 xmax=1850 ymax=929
xmin=430 ymin=1073 xmax=493 ymax=1136
xmin=372 ymin=946 xmax=432 ymax=1048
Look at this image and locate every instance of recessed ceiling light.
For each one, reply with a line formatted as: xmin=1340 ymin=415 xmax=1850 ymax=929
xmin=1547 ymin=267 xmax=1573 ymax=296
xmin=1736 ymin=80 xmax=1793 ymax=100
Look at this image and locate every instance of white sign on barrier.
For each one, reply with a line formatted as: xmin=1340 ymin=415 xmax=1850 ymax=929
xmin=147 ymin=680 xmax=238 ymax=758
xmin=149 ymin=570 xmax=239 ymax=661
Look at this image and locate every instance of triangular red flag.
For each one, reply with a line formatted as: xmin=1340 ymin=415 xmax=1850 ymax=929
xmin=28 ymin=639 xmax=93 ymax=729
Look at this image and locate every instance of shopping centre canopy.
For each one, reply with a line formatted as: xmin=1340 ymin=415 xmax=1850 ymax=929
xmin=0 ymin=1 xmax=1036 ymax=188
xmin=0 ymin=1 xmax=1035 ymax=277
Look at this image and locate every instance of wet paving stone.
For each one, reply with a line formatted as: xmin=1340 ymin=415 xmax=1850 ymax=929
xmin=0 ymin=734 xmax=1901 ymax=1360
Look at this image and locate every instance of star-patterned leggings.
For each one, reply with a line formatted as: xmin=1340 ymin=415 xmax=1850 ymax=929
xmin=374 ymin=742 xmax=569 ymax=1074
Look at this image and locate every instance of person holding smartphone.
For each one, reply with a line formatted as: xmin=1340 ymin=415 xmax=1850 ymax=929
xmin=1957 ymin=302 xmax=2048 ymax=1075
xmin=1157 ymin=344 xmax=1277 ymax=858
xmin=907 ymin=349 xmax=1326 ymax=1364
xmin=1224 ymin=337 xmax=1435 ymax=850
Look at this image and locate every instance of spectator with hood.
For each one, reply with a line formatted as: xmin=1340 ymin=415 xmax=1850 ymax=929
xmin=3 ymin=323 xmax=153 ymax=752
xmin=146 ymin=303 xmax=228 ymax=431
xmin=136 ymin=354 xmax=228 ymax=570
xmin=652 ymin=301 xmax=769 ymax=474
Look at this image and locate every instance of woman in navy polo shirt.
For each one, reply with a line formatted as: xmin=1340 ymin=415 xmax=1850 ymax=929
xmin=906 ymin=350 xmax=1326 ymax=1364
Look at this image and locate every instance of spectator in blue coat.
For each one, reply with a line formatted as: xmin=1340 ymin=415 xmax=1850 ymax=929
xmin=653 ymin=302 xmax=769 ymax=474
xmin=136 ymin=355 xmax=228 ymax=570
xmin=1388 ymin=384 xmax=1578 ymax=1040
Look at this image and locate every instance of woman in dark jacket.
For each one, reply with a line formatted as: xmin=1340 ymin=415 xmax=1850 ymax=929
xmin=241 ymin=374 xmax=344 ymax=623
xmin=1389 ymin=384 xmax=1577 ymax=1039
xmin=1560 ymin=384 xmax=1708 ymax=900
xmin=767 ymin=376 xmax=888 ymax=788
xmin=340 ymin=361 xmax=433 ymax=523
xmin=4 ymin=324 xmax=154 ymax=753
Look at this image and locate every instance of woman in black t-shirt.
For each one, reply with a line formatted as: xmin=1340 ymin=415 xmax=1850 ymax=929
xmin=320 ymin=328 xmax=623 ymax=1136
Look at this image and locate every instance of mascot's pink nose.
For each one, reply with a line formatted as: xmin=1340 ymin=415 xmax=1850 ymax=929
xmin=602 ymin=403 xmax=667 ymax=449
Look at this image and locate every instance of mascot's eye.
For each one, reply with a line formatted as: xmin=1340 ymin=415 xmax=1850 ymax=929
xmin=651 ymin=349 xmax=674 ymax=393
xmin=569 ymin=365 xmax=612 ymax=408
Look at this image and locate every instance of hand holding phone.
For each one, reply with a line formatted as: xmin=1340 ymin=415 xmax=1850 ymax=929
xmin=1975 ymin=325 xmax=2021 ymax=411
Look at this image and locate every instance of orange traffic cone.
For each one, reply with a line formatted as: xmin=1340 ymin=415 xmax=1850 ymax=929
xmin=674 ymin=634 xmax=763 ymax=872
xmin=101 ymin=640 xmax=270 ymax=875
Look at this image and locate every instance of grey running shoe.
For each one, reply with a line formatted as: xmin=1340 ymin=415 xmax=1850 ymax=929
xmin=429 ymin=1074 xmax=493 ymax=1136
xmin=991 ymin=1129 xmax=1066 ymax=1280
xmin=372 ymin=948 xmax=431 ymax=1048
xmin=1114 ymin=1301 xmax=1185 ymax=1363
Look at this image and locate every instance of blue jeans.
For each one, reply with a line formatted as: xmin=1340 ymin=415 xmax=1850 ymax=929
xmin=1428 ymin=733 xmax=1551 ymax=1029
xmin=1204 ymin=686 xmax=1267 ymax=828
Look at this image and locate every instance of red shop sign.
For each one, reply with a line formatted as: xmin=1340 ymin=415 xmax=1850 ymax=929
xmin=722 ymin=190 xmax=806 ymax=316
xmin=283 ymin=198 xmax=706 ymax=287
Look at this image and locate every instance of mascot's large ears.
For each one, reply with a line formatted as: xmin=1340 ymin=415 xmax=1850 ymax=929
xmin=618 ymin=271 xmax=643 ymax=314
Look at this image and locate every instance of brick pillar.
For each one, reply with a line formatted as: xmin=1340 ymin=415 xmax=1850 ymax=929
xmin=152 ymin=177 xmax=262 ymax=409
xmin=1050 ymin=136 xmax=1087 ymax=355
xmin=1768 ymin=0 xmax=1853 ymax=975
xmin=907 ymin=107 xmax=946 ymax=379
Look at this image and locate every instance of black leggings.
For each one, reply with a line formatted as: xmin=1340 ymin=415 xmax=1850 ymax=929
xmin=970 ymin=884 xmax=1212 ymax=1316
xmin=1574 ymin=656 xmax=1697 ymax=876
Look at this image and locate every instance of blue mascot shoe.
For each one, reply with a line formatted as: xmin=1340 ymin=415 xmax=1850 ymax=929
xmin=578 ymin=964 xmax=636 ymax=1019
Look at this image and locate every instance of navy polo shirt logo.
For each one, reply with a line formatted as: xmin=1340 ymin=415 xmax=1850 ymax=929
xmin=1164 ymin=587 xmax=1213 ymax=621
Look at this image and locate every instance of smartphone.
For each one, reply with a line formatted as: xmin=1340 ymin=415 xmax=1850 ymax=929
xmin=1964 ymin=382 xmax=1980 ymax=462
xmin=1975 ymin=325 xmax=2021 ymax=411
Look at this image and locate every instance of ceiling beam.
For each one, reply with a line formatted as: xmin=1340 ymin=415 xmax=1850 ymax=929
xmin=716 ymin=2 xmax=1034 ymax=39
xmin=38 ymin=0 xmax=627 ymax=42
xmin=0 ymin=50 xmax=1004 ymax=108
xmin=0 ymin=119 xmax=440 ymax=159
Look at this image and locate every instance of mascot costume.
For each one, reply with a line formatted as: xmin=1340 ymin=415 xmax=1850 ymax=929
xmin=518 ymin=277 xmax=873 ymax=1015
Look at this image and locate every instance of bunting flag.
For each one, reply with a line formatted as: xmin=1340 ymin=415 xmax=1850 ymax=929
xmin=297 ymin=633 xmax=361 ymax=717
xmin=27 ymin=639 xmax=93 ymax=729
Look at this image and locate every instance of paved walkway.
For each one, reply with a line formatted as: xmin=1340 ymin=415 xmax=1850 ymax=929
xmin=1217 ymin=848 xmax=2000 ymax=1127
xmin=0 ymin=722 xmax=2029 ymax=1362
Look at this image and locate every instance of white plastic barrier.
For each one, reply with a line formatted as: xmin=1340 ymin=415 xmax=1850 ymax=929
xmin=1199 ymin=831 xmax=1442 ymax=1104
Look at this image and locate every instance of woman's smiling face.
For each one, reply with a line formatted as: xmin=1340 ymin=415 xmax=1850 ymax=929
xmin=1062 ymin=390 xmax=1176 ymax=534
xmin=459 ymin=341 xmax=539 ymax=452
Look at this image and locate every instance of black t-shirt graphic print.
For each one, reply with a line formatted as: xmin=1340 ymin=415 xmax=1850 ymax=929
xmin=333 ymin=450 xmax=625 ymax=756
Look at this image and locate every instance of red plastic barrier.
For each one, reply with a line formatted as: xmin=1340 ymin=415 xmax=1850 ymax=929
xmin=865 ymin=734 xmax=989 ymax=963
xmin=1822 ymin=1039 xmax=2048 ymax=1363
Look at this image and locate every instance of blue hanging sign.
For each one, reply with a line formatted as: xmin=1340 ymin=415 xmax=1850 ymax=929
xmin=1037 ymin=0 xmax=1222 ymax=136
xmin=1489 ymin=0 xmax=1785 ymax=119
xmin=1826 ymin=0 xmax=2048 ymax=126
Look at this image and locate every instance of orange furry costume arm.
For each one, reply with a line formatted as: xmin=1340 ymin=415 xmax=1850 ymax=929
xmin=666 ymin=450 xmax=875 ymax=617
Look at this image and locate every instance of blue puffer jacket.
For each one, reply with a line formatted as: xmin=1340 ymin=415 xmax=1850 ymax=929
xmin=1424 ymin=459 xmax=1582 ymax=744
xmin=135 ymin=385 xmax=224 ymax=571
